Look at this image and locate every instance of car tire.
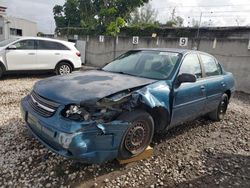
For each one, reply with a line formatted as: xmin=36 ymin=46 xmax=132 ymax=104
xmin=208 ymin=93 xmax=229 ymax=121
xmin=117 ymin=110 xmax=154 ymax=160
xmin=55 ymin=62 xmax=72 ymax=75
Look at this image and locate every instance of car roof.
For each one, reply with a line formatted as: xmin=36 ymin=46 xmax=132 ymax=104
xmin=14 ymin=36 xmax=74 ymax=46
xmin=132 ymin=48 xmax=204 ymax=55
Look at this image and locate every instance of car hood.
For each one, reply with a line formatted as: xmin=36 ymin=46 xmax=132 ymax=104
xmin=33 ymin=70 xmax=156 ymax=105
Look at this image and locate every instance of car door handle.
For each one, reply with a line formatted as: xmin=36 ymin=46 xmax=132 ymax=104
xmin=55 ymin=53 xmax=60 ymax=55
xmin=200 ymin=86 xmax=205 ymax=90
xmin=28 ymin=53 xmax=35 ymax=55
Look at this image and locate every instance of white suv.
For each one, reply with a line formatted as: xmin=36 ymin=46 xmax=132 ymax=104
xmin=0 ymin=37 xmax=82 ymax=78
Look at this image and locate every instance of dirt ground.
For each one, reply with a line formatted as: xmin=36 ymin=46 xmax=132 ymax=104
xmin=0 ymin=72 xmax=249 ymax=188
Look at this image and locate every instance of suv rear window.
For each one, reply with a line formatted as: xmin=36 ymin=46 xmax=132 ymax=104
xmin=37 ymin=40 xmax=69 ymax=50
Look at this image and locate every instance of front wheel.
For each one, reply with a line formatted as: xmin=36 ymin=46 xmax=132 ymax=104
xmin=208 ymin=93 xmax=229 ymax=121
xmin=117 ymin=110 xmax=154 ymax=160
xmin=55 ymin=62 xmax=72 ymax=75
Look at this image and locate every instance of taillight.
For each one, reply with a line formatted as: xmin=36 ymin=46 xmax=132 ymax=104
xmin=76 ymin=52 xmax=81 ymax=57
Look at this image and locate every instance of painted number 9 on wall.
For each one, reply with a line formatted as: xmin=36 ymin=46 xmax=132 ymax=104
xmin=179 ymin=37 xmax=188 ymax=47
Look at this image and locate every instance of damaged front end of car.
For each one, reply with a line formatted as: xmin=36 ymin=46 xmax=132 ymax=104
xmin=21 ymin=81 xmax=171 ymax=164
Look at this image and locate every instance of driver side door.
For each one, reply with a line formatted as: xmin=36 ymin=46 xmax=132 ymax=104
xmin=6 ymin=39 xmax=37 ymax=70
xmin=171 ymin=53 xmax=207 ymax=126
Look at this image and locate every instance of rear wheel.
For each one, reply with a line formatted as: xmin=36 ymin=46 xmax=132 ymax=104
xmin=117 ymin=110 xmax=154 ymax=160
xmin=55 ymin=62 xmax=72 ymax=75
xmin=208 ymin=93 xmax=229 ymax=121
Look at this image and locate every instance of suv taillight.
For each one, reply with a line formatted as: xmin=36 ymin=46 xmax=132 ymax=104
xmin=76 ymin=52 xmax=81 ymax=57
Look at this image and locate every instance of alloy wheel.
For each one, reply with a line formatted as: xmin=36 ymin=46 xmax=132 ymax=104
xmin=59 ymin=65 xmax=71 ymax=75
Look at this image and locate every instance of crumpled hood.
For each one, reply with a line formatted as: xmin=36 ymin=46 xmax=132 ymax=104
xmin=33 ymin=70 xmax=156 ymax=105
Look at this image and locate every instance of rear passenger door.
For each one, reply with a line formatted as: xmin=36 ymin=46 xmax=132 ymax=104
xmin=171 ymin=53 xmax=207 ymax=126
xmin=199 ymin=53 xmax=225 ymax=113
xmin=36 ymin=40 xmax=66 ymax=70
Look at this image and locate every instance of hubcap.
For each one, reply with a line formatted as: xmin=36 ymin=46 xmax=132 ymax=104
xmin=218 ymin=98 xmax=228 ymax=118
xmin=124 ymin=121 xmax=149 ymax=155
xmin=59 ymin=65 xmax=71 ymax=75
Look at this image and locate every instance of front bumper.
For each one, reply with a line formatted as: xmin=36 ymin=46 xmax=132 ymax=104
xmin=21 ymin=96 xmax=129 ymax=164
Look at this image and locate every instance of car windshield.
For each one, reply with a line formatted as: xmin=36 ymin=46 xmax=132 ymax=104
xmin=0 ymin=38 xmax=19 ymax=47
xmin=102 ymin=50 xmax=181 ymax=80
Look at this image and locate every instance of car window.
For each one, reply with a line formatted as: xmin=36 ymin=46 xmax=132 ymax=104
xmin=13 ymin=40 xmax=35 ymax=50
xmin=103 ymin=51 xmax=180 ymax=80
xmin=200 ymin=54 xmax=221 ymax=76
xmin=37 ymin=40 xmax=69 ymax=50
xmin=179 ymin=53 xmax=202 ymax=79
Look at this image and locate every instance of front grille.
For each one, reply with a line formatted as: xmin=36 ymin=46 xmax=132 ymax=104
xmin=28 ymin=91 xmax=60 ymax=117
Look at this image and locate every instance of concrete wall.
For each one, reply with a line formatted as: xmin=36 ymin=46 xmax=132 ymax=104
xmin=73 ymin=35 xmax=250 ymax=93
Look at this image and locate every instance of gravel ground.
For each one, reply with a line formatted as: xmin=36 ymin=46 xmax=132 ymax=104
xmin=0 ymin=73 xmax=250 ymax=188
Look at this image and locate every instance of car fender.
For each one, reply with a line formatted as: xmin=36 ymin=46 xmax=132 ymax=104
xmin=0 ymin=50 xmax=7 ymax=71
xmin=55 ymin=59 xmax=74 ymax=70
xmin=133 ymin=81 xmax=171 ymax=132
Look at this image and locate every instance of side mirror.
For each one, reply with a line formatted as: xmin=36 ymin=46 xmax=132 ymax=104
xmin=7 ymin=45 xmax=17 ymax=50
xmin=176 ymin=73 xmax=197 ymax=85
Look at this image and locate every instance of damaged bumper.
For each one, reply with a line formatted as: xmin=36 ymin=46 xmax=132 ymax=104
xmin=20 ymin=96 xmax=129 ymax=164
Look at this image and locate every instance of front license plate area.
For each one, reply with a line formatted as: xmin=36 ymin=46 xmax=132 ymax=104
xmin=42 ymin=126 xmax=55 ymax=138
xmin=27 ymin=113 xmax=41 ymax=130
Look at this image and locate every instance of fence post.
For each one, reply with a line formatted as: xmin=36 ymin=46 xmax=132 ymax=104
xmin=113 ymin=36 xmax=118 ymax=59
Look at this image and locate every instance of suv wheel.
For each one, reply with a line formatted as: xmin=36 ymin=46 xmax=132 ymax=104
xmin=117 ymin=110 xmax=154 ymax=160
xmin=55 ymin=62 xmax=72 ymax=75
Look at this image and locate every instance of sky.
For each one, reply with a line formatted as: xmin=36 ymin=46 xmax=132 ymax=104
xmin=1 ymin=0 xmax=250 ymax=33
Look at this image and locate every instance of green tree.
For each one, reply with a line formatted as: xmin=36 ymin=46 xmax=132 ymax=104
xmin=53 ymin=0 xmax=149 ymax=35
xmin=53 ymin=5 xmax=66 ymax=28
xmin=129 ymin=4 xmax=158 ymax=26
xmin=64 ymin=0 xmax=81 ymax=27
xmin=175 ymin=16 xmax=184 ymax=27
xmin=106 ymin=17 xmax=126 ymax=36
xmin=166 ymin=16 xmax=184 ymax=27
xmin=78 ymin=0 xmax=98 ymax=28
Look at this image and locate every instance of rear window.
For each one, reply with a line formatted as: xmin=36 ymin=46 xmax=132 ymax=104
xmin=37 ymin=40 xmax=69 ymax=50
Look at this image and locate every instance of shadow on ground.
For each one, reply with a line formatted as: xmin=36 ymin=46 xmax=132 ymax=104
xmin=176 ymin=152 xmax=250 ymax=188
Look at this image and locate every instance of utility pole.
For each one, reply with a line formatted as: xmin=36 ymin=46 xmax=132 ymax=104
xmin=171 ymin=7 xmax=176 ymax=21
xmin=194 ymin=12 xmax=203 ymax=50
xmin=196 ymin=12 xmax=202 ymax=39
xmin=5 ymin=20 xmax=11 ymax=39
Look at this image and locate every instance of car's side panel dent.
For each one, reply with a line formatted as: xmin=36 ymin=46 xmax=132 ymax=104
xmin=131 ymin=81 xmax=171 ymax=131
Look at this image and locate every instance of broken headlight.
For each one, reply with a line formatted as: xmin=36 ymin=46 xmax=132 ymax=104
xmin=62 ymin=104 xmax=115 ymax=122
xmin=63 ymin=105 xmax=90 ymax=121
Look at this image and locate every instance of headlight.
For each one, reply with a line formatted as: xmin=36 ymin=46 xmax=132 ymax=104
xmin=62 ymin=104 xmax=111 ymax=122
xmin=63 ymin=104 xmax=90 ymax=121
xmin=66 ymin=105 xmax=81 ymax=116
